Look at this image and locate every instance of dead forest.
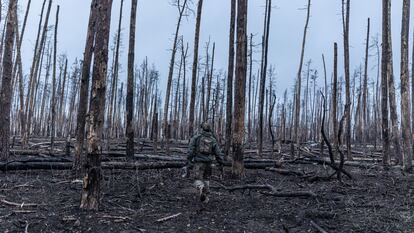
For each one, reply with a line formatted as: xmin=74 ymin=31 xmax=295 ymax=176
xmin=1 ymin=0 xmax=414 ymax=232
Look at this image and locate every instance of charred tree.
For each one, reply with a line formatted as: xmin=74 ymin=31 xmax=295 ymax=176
xmin=188 ymin=0 xmax=203 ymax=136
xmin=224 ymin=0 xmax=236 ymax=157
xmin=80 ymin=0 xmax=112 ymax=210
xmin=362 ymin=18 xmax=370 ymax=144
xmin=0 ymin=0 xmax=17 ymax=161
xmin=50 ymin=5 xmax=59 ymax=154
xmin=23 ymin=0 xmax=52 ymax=146
xmin=381 ymin=0 xmax=391 ymax=166
xmin=163 ymin=0 xmax=188 ymax=147
xmin=232 ymin=0 xmax=248 ymax=176
xmin=74 ymin=0 xmax=98 ymax=172
xmin=126 ymin=0 xmax=137 ymax=160
xmin=107 ymin=0 xmax=124 ymax=137
xmin=341 ymin=0 xmax=352 ymax=160
xmin=400 ymin=0 xmax=412 ymax=171
xmin=258 ymin=0 xmax=271 ymax=156
xmin=293 ymin=0 xmax=311 ymax=156
xmin=386 ymin=0 xmax=402 ymax=164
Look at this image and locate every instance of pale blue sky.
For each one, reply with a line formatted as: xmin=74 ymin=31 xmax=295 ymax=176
xmin=18 ymin=0 xmax=414 ymax=100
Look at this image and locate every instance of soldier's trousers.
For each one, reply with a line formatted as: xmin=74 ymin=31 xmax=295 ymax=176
xmin=193 ymin=162 xmax=212 ymax=196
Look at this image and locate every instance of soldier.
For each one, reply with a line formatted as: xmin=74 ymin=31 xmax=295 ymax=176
xmin=187 ymin=122 xmax=225 ymax=203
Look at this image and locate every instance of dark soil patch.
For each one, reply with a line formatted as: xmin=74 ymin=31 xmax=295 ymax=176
xmin=1 ymin=158 xmax=414 ymax=232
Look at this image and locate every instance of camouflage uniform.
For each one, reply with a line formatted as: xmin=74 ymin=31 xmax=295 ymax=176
xmin=188 ymin=123 xmax=224 ymax=203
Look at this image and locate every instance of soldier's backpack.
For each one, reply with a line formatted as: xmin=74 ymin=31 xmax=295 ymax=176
xmin=198 ymin=135 xmax=214 ymax=154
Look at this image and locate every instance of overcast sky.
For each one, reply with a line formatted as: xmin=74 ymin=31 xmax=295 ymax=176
xmin=18 ymin=0 xmax=414 ymax=100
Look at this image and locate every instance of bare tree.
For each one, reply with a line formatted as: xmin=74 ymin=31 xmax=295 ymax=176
xmin=14 ymin=0 xmax=31 ymax=136
xmin=362 ymin=18 xmax=370 ymax=144
xmin=381 ymin=0 xmax=391 ymax=166
xmin=0 ymin=0 xmax=17 ymax=161
xmin=293 ymin=0 xmax=311 ymax=156
xmin=189 ymin=0 xmax=203 ymax=136
xmin=232 ymin=0 xmax=248 ymax=176
xmin=224 ymin=0 xmax=236 ymax=157
xmin=258 ymin=0 xmax=271 ymax=156
xmin=342 ymin=0 xmax=352 ymax=160
xmin=400 ymin=0 xmax=412 ymax=171
xmin=22 ymin=0 xmax=52 ymax=146
xmin=80 ymin=0 xmax=113 ymax=210
xmin=332 ymin=43 xmax=338 ymax=151
xmin=50 ymin=5 xmax=60 ymax=154
xmin=74 ymin=0 xmax=98 ymax=171
xmin=163 ymin=0 xmax=188 ymax=147
xmin=126 ymin=0 xmax=138 ymax=159
xmin=107 ymin=0 xmax=124 ymax=137
xmin=386 ymin=0 xmax=402 ymax=164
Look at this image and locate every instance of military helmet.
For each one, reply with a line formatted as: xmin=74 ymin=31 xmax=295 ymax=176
xmin=201 ymin=122 xmax=212 ymax=132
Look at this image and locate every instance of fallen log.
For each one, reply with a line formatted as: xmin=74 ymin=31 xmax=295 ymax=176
xmin=211 ymin=184 xmax=317 ymax=198
xmin=0 ymin=162 xmax=72 ymax=171
xmin=265 ymin=167 xmax=305 ymax=177
xmin=0 ymin=160 xmax=279 ymax=171
xmin=291 ymin=157 xmax=353 ymax=179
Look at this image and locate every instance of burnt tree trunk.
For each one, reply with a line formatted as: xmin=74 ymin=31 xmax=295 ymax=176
xmin=74 ymin=0 xmax=97 ymax=171
xmin=23 ymin=0 xmax=51 ymax=146
xmin=163 ymin=0 xmax=188 ymax=147
xmin=333 ymin=43 xmax=338 ymax=151
xmin=400 ymin=0 xmax=412 ymax=171
xmin=258 ymin=0 xmax=271 ymax=157
xmin=381 ymin=0 xmax=391 ymax=166
xmin=386 ymin=0 xmax=402 ymax=164
xmin=126 ymin=0 xmax=137 ymax=160
xmin=232 ymin=0 xmax=248 ymax=177
xmin=342 ymin=0 xmax=352 ymax=160
xmin=225 ymin=0 xmax=236 ymax=157
xmin=0 ymin=0 xmax=17 ymax=161
xmin=50 ymin=5 xmax=59 ymax=154
xmin=107 ymin=0 xmax=123 ymax=138
xmin=362 ymin=18 xmax=370 ymax=144
xmin=293 ymin=0 xmax=311 ymax=156
xmin=80 ymin=0 xmax=112 ymax=210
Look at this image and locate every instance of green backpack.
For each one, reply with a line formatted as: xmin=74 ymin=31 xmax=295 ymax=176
xmin=198 ymin=135 xmax=214 ymax=155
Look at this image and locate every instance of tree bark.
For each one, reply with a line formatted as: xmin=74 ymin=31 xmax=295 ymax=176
xmin=74 ymin=0 xmax=98 ymax=171
xmin=400 ymin=0 xmax=412 ymax=171
xmin=80 ymin=0 xmax=112 ymax=211
xmin=293 ymin=0 xmax=311 ymax=156
xmin=0 ymin=0 xmax=17 ymax=161
xmin=386 ymin=0 xmax=402 ymax=164
xmin=188 ymin=0 xmax=203 ymax=137
xmin=381 ymin=0 xmax=391 ymax=166
xmin=333 ymin=43 xmax=338 ymax=149
xmin=232 ymin=0 xmax=248 ymax=176
xmin=224 ymin=0 xmax=236 ymax=157
xmin=126 ymin=0 xmax=137 ymax=160
xmin=50 ymin=5 xmax=60 ymax=154
xmin=23 ymin=0 xmax=51 ymax=146
xmin=163 ymin=0 xmax=188 ymax=147
xmin=362 ymin=18 xmax=370 ymax=144
xmin=107 ymin=0 xmax=124 ymax=138
xmin=342 ymin=0 xmax=352 ymax=160
xmin=258 ymin=0 xmax=271 ymax=156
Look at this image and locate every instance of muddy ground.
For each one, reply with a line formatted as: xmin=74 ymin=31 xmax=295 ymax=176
xmin=0 ymin=142 xmax=414 ymax=232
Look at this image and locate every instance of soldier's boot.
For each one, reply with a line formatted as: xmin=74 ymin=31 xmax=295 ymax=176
xmin=194 ymin=180 xmax=204 ymax=201
xmin=200 ymin=181 xmax=210 ymax=203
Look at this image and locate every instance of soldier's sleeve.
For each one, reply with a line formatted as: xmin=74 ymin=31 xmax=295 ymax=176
xmin=213 ymin=140 xmax=225 ymax=165
xmin=187 ymin=135 xmax=198 ymax=162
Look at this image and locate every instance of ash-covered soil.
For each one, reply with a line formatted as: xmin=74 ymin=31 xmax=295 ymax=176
xmin=1 ymin=157 xmax=414 ymax=233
